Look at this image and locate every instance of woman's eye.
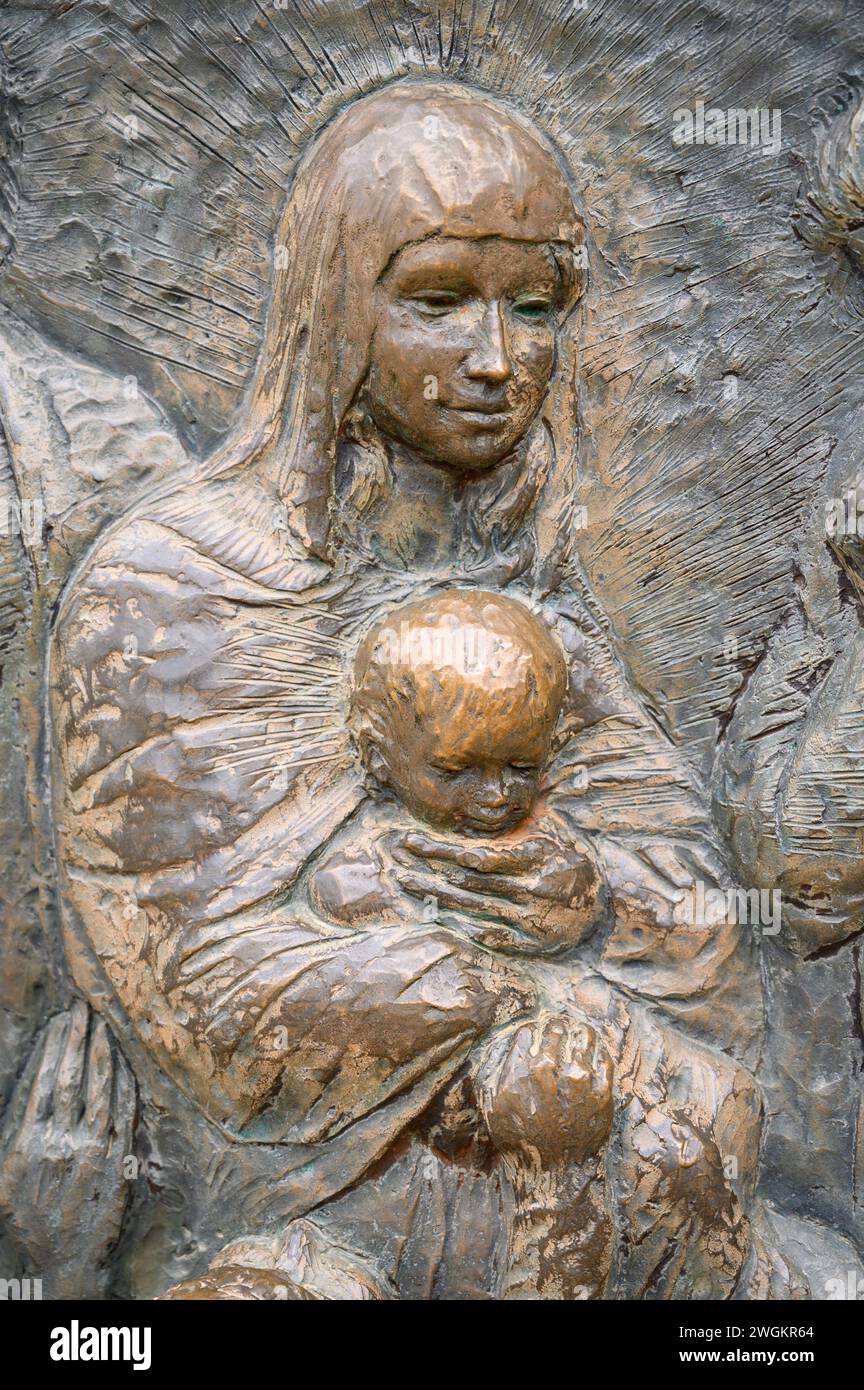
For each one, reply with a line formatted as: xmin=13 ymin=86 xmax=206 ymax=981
xmin=409 ymin=292 xmax=462 ymax=316
xmin=512 ymin=299 xmax=551 ymax=322
xmin=510 ymin=763 xmax=538 ymax=773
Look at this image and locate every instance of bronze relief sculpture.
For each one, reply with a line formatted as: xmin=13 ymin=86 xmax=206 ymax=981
xmin=39 ymin=81 xmax=788 ymax=1299
xmin=0 ymin=5 xmax=863 ymax=1305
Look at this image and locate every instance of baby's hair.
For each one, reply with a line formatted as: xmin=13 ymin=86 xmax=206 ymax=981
xmin=350 ymin=589 xmax=567 ymax=777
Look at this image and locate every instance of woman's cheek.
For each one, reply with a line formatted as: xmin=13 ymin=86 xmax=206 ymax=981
xmin=388 ymin=340 xmax=458 ymax=420
xmin=372 ymin=313 xmax=429 ymax=397
xmin=514 ymin=333 xmax=555 ymax=397
xmin=400 ymin=331 xmax=463 ymax=398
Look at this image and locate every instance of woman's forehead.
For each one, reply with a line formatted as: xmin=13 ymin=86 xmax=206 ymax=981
xmin=385 ymin=236 xmax=561 ymax=285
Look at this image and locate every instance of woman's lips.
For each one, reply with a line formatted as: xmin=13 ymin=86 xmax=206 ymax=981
xmin=445 ymin=403 xmax=510 ymax=428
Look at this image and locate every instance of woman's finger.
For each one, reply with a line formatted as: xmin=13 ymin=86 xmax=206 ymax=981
xmin=601 ymin=842 xmax=687 ymax=905
xmin=84 ymin=1014 xmax=113 ymax=1135
xmin=637 ymin=843 xmax=697 ymax=889
xmin=111 ymin=1047 xmax=136 ymax=1148
xmin=53 ymin=998 xmax=90 ymax=1130
xmin=3 ymin=1019 xmax=57 ymax=1141
xmin=20 ymin=1012 xmax=69 ymax=1130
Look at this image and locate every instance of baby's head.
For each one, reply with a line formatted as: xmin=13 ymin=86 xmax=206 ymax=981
xmin=350 ymin=590 xmax=567 ymax=835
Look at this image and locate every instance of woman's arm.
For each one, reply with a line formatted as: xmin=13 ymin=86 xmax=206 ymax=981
xmin=52 ymin=523 xmax=534 ymax=1142
xmin=166 ymin=908 xmax=535 ymax=1142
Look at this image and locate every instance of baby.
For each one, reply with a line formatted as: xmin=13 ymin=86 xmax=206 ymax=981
xmin=309 ymin=587 xmax=604 ymax=955
xmin=164 ymin=591 xmax=617 ymax=1300
xmin=163 ymin=590 xmax=761 ymax=1300
xmin=306 ymin=589 xmax=616 ymax=1297
xmin=163 ymin=591 xmax=782 ymax=1300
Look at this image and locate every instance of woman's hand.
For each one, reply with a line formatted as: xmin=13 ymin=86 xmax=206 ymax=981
xmin=0 ymin=1001 xmax=135 ymax=1299
xmin=391 ymin=825 xmax=604 ymax=948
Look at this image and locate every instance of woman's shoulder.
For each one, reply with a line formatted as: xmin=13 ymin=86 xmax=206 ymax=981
xmin=56 ymin=475 xmax=334 ymax=632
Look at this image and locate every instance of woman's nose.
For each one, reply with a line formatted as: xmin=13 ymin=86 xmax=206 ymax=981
xmin=464 ymin=303 xmax=512 ymax=383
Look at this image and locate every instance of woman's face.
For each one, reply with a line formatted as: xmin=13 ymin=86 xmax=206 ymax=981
xmin=365 ymin=236 xmax=567 ymax=470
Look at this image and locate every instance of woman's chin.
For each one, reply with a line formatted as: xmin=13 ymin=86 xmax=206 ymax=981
xmin=411 ymin=426 xmax=526 ymax=473
xmin=437 ymin=437 xmax=521 ymax=472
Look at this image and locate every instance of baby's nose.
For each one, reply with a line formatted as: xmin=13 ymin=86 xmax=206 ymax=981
xmin=475 ymin=772 xmax=508 ymax=806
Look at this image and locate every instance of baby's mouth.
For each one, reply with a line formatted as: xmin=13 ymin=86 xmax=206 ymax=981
xmin=459 ymin=806 xmax=521 ymax=833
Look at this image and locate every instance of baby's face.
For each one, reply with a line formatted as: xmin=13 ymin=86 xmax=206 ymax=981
xmin=379 ymin=689 xmax=551 ymax=835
